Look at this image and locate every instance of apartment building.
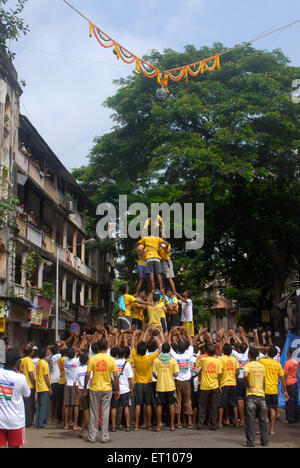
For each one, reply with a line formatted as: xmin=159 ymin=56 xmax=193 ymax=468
xmin=0 ymin=50 xmax=114 ymax=348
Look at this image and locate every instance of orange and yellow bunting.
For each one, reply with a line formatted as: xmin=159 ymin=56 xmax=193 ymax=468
xmin=90 ymin=21 xmax=220 ymax=89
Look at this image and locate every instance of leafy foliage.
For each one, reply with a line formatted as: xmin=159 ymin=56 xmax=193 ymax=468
xmin=0 ymin=0 xmax=29 ymax=59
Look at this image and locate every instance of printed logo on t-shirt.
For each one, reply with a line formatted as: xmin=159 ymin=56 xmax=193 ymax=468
xmin=0 ymin=380 xmax=15 ymax=401
xmin=96 ymin=360 xmax=107 ymax=373
xmin=206 ymin=363 xmax=217 ymax=374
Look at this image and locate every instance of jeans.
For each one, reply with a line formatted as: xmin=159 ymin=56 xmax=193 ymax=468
xmin=35 ymin=391 xmax=50 ymax=428
xmin=286 ymin=384 xmax=299 ymax=423
xmin=245 ymin=396 xmax=269 ymax=447
xmin=88 ymin=390 xmax=112 ymax=442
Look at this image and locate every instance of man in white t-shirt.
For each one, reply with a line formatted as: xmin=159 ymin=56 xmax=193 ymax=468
xmin=63 ymin=348 xmax=80 ymax=431
xmin=0 ymin=349 xmax=31 ymax=448
xmin=48 ymin=345 xmax=61 ymax=422
xmin=176 ymin=290 xmax=194 ymax=336
xmin=110 ymin=347 xmax=133 ymax=431
xmin=170 ymin=329 xmax=194 ymax=429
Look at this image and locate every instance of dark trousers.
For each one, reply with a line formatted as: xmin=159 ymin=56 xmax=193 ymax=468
xmin=286 ymin=384 xmax=299 ymax=423
xmin=245 ymin=396 xmax=269 ymax=447
xmin=24 ymin=388 xmax=35 ymax=427
xmin=35 ymin=391 xmax=50 ymax=428
xmin=198 ymin=389 xmax=219 ymax=430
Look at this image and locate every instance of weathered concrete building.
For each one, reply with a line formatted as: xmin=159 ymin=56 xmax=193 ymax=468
xmin=0 ymin=50 xmax=114 ymax=348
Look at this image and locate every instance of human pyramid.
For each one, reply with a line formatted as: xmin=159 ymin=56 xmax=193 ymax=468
xmin=0 ymin=218 xmax=298 ymax=448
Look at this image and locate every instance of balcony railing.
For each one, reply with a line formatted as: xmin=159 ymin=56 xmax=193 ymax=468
xmin=16 ymin=149 xmax=86 ymax=233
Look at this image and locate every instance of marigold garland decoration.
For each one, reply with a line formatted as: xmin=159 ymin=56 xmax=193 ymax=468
xmin=90 ymin=22 xmax=220 ymax=90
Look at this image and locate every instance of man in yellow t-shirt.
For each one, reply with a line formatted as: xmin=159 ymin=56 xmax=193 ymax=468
xmin=166 ymin=289 xmax=180 ymax=329
xmin=243 ymin=347 xmax=268 ymax=448
xmin=118 ymin=284 xmax=150 ymax=330
xmin=196 ymin=344 xmax=222 ymax=431
xmin=147 ymin=293 xmax=166 ymax=330
xmin=138 ymin=233 xmax=164 ymax=292
xmin=132 ymin=291 xmax=147 ymax=330
xmin=84 ymin=339 xmax=119 ymax=444
xmin=152 ymin=343 xmax=179 ymax=432
xmin=218 ymin=344 xmax=240 ymax=428
xmin=20 ymin=346 xmax=36 ymax=428
xmin=34 ymin=347 xmax=52 ymax=429
xmin=258 ymin=345 xmax=288 ymax=436
xmin=132 ymin=330 xmax=162 ymax=431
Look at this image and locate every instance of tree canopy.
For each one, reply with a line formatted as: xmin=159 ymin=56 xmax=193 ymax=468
xmin=72 ymin=43 xmax=300 ymax=329
xmin=0 ymin=0 xmax=29 ymax=59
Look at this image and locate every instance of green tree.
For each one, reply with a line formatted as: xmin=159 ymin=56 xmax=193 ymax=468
xmin=73 ymin=44 xmax=300 ymax=340
xmin=0 ymin=0 xmax=29 ymax=59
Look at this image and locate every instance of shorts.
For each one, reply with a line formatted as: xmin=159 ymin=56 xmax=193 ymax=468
xmin=236 ymin=378 xmax=246 ymax=401
xmin=137 ymin=265 xmax=146 ymax=280
xmin=0 ymin=427 xmax=26 ymax=447
xmin=132 ymin=318 xmax=143 ymax=330
xmin=155 ymin=391 xmax=176 ymax=406
xmin=51 ymin=383 xmax=60 ymax=402
xmin=265 ymin=394 xmax=279 ymax=409
xmin=161 ymin=260 xmax=175 ymax=279
xmin=161 ymin=317 xmax=167 ymax=334
xmin=79 ymin=389 xmax=89 ymax=412
xmin=219 ymin=385 xmax=237 ymax=408
xmin=64 ymin=385 xmax=79 ymax=406
xmin=181 ymin=321 xmax=194 ymax=336
xmin=111 ymin=392 xmax=132 ymax=408
xmin=145 ymin=259 xmax=162 ymax=276
xmin=134 ymin=382 xmax=154 ymax=406
xmin=170 ymin=314 xmax=181 ymax=328
xmin=118 ymin=315 xmax=132 ymax=330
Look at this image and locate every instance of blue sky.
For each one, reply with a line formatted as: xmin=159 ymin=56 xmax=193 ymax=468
xmin=8 ymin=0 xmax=300 ymax=170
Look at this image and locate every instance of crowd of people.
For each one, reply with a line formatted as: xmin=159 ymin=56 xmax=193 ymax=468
xmin=0 ymin=222 xmax=299 ymax=448
xmin=0 ymin=323 xmax=299 ymax=448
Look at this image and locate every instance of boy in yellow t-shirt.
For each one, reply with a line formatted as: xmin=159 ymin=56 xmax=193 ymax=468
xmin=35 ymin=347 xmax=52 ymax=429
xmin=138 ymin=230 xmax=165 ymax=293
xmin=196 ymin=344 xmax=222 ymax=431
xmin=258 ymin=345 xmax=288 ymax=436
xmin=243 ymin=347 xmax=269 ymax=448
xmin=20 ymin=346 xmax=36 ymax=428
xmin=152 ymin=343 xmax=179 ymax=432
xmin=131 ymin=330 xmax=162 ymax=431
xmin=147 ymin=293 xmax=166 ymax=331
xmin=84 ymin=339 xmax=119 ymax=444
xmin=218 ymin=343 xmax=240 ymax=428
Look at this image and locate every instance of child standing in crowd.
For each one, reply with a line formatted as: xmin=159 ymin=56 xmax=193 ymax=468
xmin=35 ymin=347 xmax=52 ymax=429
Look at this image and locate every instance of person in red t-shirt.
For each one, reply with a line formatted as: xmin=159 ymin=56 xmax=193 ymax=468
xmin=284 ymin=347 xmax=299 ymax=424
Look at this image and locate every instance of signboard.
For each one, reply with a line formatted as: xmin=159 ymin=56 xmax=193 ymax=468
xmin=69 ymin=322 xmax=80 ymax=335
xmin=0 ymin=339 xmax=5 ymax=364
xmin=78 ymin=306 xmax=90 ymax=323
xmin=0 ymin=301 xmax=5 ymax=318
xmin=30 ymin=310 xmax=43 ymax=326
xmin=33 ymin=297 xmax=52 ymax=320
xmin=0 ymin=318 xmax=5 ymax=334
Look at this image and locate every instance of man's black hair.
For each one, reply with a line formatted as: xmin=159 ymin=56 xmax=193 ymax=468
xmin=23 ymin=346 xmax=32 ymax=357
xmin=177 ymin=341 xmax=187 ymax=354
xmin=137 ymin=341 xmax=147 ymax=356
xmin=223 ymin=343 xmax=232 ymax=356
xmin=66 ymin=347 xmax=75 ymax=359
xmin=207 ymin=344 xmax=216 ymax=357
xmin=248 ymin=346 xmax=259 ymax=360
xmin=162 ymin=343 xmax=170 ymax=354
xmin=119 ymin=284 xmax=128 ymax=295
xmin=122 ymin=346 xmax=130 ymax=359
xmin=147 ymin=340 xmax=157 ymax=353
xmin=37 ymin=347 xmax=48 ymax=360
xmin=153 ymin=293 xmax=161 ymax=303
xmin=4 ymin=349 xmax=20 ymax=370
xmin=79 ymin=352 xmax=89 ymax=366
xmin=110 ymin=347 xmax=118 ymax=358
xmin=98 ymin=339 xmax=107 ymax=352
xmin=267 ymin=345 xmax=278 ymax=359
xmin=116 ymin=347 xmax=125 ymax=359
